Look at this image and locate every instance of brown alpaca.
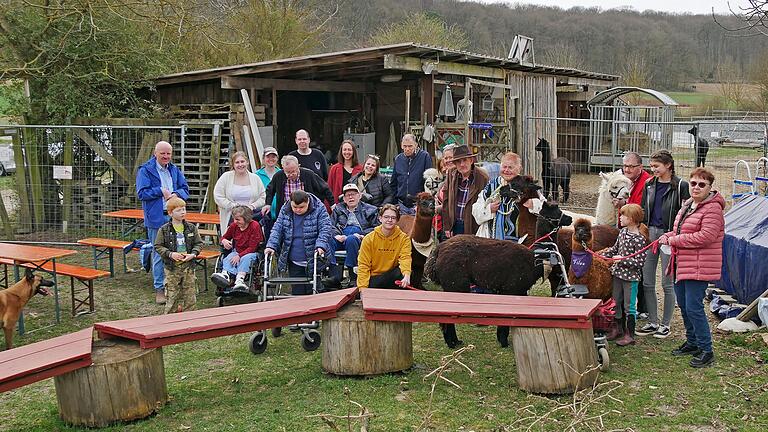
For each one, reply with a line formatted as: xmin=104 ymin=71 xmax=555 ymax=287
xmin=409 ymin=192 xmax=435 ymax=289
xmin=567 ymin=219 xmax=613 ymax=300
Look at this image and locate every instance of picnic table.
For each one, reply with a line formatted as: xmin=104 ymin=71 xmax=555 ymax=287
xmin=103 ymin=209 xmax=220 ymax=238
xmin=0 ymin=243 xmax=77 ymax=331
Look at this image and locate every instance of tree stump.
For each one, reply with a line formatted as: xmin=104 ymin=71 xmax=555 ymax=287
xmin=54 ymin=339 xmax=168 ymax=427
xmin=510 ymin=326 xmax=599 ymax=394
xmin=322 ymin=300 xmax=412 ymax=376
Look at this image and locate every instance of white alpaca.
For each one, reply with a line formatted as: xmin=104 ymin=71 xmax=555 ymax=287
xmin=423 ymin=168 xmax=444 ymax=196
xmin=596 ymin=171 xmax=632 ymax=226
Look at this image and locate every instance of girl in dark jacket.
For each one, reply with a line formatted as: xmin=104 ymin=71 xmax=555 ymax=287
xmin=637 ymin=150 xmax=690 ymax=339
xmin=349 ymin=155 xmax=393 ymax=207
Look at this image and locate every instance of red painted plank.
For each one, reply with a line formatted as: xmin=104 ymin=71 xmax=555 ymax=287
xmin=103 ymin=209 xmax=219 ymax=225
xmin=364 ymin=311 xmax=593 ymax=329
xmin=0 ymin=357 xmax=93 ymax=393
xmin=362 ymin=297 xmax=596 ymax=319
xmin=362 ymin=289 xmax=599 ymax=311
xmin=0 ymin=327 xmax=93 ymax=392
xmin=95 ymin=288 xmax=357 ymax=346
xmin=0 ymin=243 xmax=77 ymax=263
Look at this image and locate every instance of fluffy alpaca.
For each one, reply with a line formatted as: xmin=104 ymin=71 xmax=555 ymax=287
xmin=409 ymin=192 xmax=435 ymax=289
xmin=535 ymin=138 xmax=573 ymax=202
xmin=536 ymin=211 xmax=619 ymax=296
xmin=687 ymin=126 xmax=710 ymax=167
xmin=425 ymin=235 xmax=541 ymax=348
xmin=423 ymin=168 xmax=444 ymax=196
xmin=567 ymin=219 xmax=613 ymax=300
xmin=595 ymin=171 xmax=632 ymax=226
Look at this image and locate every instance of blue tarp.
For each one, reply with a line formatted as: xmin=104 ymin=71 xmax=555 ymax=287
xmin=717 ymin=195 xmax=768 ymax=303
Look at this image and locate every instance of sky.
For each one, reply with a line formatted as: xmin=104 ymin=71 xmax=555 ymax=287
xmin=474 ymin=0 xmax=751 ymax=15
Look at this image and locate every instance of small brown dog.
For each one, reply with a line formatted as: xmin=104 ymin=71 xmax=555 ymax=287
xmin=1 ymin=268 xmax=54 ymax=350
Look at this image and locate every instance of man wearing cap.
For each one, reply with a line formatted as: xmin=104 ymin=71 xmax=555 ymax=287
xmin=441 ymin=145 xmax=489 ymax=237
xmin=289 ymin=129 xmax=328 ymax=180
xmin=256 ymin=146 xmax=281 ymax=223
xmin=390 ymin=134 xmax=432 ymax=212
xmin=136 ymin=140 xmax=190 ymax=304
xmin=326 ymin=183 xmax=380 ymax=287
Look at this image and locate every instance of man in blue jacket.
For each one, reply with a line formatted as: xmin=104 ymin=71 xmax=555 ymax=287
xmin=136 ymin=141 xmax=190 ymax=304
xmin=390 ymin=134 xmax=432 ymax=212
xmin=264 ymin=190 xmax=332 ymax=295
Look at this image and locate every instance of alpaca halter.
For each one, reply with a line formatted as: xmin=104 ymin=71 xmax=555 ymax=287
xmin=412 ymin=235 xmax=435 ymax=258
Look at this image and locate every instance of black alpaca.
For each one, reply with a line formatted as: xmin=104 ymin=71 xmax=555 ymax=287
xmin=687 ymin=126 xmax=709 ymax=167
xmin=535 ymin=138 xmax=572 ymax=202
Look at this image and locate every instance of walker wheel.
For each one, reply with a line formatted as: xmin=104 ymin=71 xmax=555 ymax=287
xmin=216 ymin=296 xmax=225 ymax=307
xmin=598 ymin=347 xmax=610 ymax=372
xmin=249 ymin=331 xmax=268 ymax=355
xmin=271 ymin=327 xmax=282 ymax=338
xmin=301 ymin=330 xmax=321 ymax=351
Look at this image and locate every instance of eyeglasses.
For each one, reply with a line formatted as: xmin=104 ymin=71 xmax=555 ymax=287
xmin=690 ymin=181 xmax=710 ymax=188
xmin=367 ymin=154 xmax=380 ymax=161
xmin=380 ymin=215 xmax=397 ymax=221
xmin=622 ymin=164 xmax=641 ymax=169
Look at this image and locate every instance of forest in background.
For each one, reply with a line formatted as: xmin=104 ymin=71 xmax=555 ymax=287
xmin=2 ymin=0 xmax=767 ymax=123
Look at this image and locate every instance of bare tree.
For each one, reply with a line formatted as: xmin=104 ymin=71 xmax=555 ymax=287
xmin=621 ymin=53 xmax=652 ymax=105
xmin=715 ymin=0 xmax=768 ymax=37
xmin=540 ymin=42 xmax=586 ymax=70
xmin=716 ymin=62 xmax=747 ymax=109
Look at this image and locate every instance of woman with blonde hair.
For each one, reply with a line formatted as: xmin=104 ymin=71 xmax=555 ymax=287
xmin=213 ymin=151 xmax=266 ymax=233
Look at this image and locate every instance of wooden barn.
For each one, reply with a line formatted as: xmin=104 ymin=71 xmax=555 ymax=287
xmin=152 ymin=43 xmax=619 ymax=176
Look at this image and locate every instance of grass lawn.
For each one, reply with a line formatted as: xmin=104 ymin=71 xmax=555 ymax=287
xmin=665 ymin=92 xmax=718 ymax=107
xmin=1 ymin=249 xmax=767 ymax=431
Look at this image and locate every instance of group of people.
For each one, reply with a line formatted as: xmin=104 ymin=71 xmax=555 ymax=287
xmin=600 ymin=151 xmax=724 ymax=368
xmin=137 ymin=134 xmax=725 ymax=368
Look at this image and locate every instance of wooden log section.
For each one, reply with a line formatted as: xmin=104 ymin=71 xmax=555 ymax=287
xmin=510 ymin=326 xmax=600 ymax=394
xmin=54 ymin=339 xmax=168 ymax=427
xmin=322 ymin=300 xmax=412 ymax=376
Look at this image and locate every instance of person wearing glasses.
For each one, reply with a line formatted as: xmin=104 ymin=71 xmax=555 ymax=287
xmin=348 ymin=154 xmax=393 ymax=207
xmin=613 ymin=151 xmax=652 ymax=209
xmin=356 ymin=204 xmax=412 ymax=289
xmin=658 ymin=167 xmax=724 ymax=368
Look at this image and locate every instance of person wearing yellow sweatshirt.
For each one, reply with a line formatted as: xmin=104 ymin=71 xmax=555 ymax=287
xmin=357 ymin=204 xmax=412 ymax=289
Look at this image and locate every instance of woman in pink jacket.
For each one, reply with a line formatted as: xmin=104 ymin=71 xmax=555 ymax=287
xmin=658 ymin=167 xmax=724 ymax=368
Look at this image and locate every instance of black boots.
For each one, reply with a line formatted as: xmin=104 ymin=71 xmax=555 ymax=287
xmin=690 ymin=351 xmax=715 ymax=368
xmin=671 ymin=341 xmax=701 ymax=357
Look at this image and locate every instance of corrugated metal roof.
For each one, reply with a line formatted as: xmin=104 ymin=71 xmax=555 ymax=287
xmin=155 ymin=43 xmax=620 ymax=86
xmin=587 ymin=86 xmax=679 ymax=106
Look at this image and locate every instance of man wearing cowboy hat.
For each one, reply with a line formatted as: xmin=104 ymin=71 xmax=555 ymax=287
xmin=441 ymin=145 xmax=489 ymax=237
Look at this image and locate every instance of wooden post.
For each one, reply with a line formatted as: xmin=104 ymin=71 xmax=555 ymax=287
xmin=322 ymin=300 xmax=412 ymax=376
xmin=510 ymin=326 xmax=600 ymax=394
xmin=23 ymin=126 xmax=44 ymax=228
xmin=10 ymin=129 xmax=31 ymax=233
xmin=464 ymin=79 xmax=472 ymax=146
xmin=54 ymin=339 xmax=168 ymax=427
xmin=405 ymin=89 xmax=411 ymax=132
xmin=0 ymin=183 xmax=14 ymax=239
xmin=205 ymin=123 xmax=222 ymax=214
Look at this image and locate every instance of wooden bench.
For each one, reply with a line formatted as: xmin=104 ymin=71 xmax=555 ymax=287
xmin=77 ymin=237 xmax=134 ymax=277
xmin=194 ymin=249 xmax=221 ymax=292
xmin=95 ymin=288 xmax=357 ymax=348
xmin=0 ymin=327 xmax=93 ymax=393
xmin=360 ymin=289 xmax=602 ymax=394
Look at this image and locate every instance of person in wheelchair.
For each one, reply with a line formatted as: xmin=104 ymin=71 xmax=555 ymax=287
xmin=264 ymin=190 xmax=333 ymax=295
xmin=326 ymin=183 xmax=380 ymax=288
xmin=211 ymin=206 xmax=264 ymax=291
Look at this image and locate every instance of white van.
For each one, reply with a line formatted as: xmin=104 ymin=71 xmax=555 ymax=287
xmin=0 ymin=140 xmax=15 ymax=175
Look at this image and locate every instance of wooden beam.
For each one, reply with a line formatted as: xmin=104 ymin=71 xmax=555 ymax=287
xmin=557 ymin=76 xmax=613 ymax=87
xmin=384 ymin=55 xmax=505 ymax=80
xmin=61 ymin=129 xmax=73 ymax=234
xmin=10 ymin=129 xmax=31 ymax=230
xmin=221 ymin=76 xmax=374 ymax=93
xmin=74 ymin=129 xmax=132 ymax=184
xmin=205 ymin=124 xmax=222 ymax=214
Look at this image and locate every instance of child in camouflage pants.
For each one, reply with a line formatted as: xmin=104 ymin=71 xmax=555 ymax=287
xmin=154 ymin=197 xmax=203 ymax=314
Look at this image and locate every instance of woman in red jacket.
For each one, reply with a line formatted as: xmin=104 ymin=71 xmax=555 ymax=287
xmin=327 ymin=140 xmax=362 ymax=203
xmin=658 ymin=167 xmax=725 ymax=368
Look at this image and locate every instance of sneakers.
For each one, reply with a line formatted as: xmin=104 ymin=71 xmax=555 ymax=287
xmin=690 ymin=351 xmax=715 ymax=368
xmin=653 ymin=325 xmax=671 ymax=339
xmin=211 ymin=272 xmax=231 ymax=289
xmin=638 ymin=312 xmax=649 ymax=321
xmin=635 ymin=323 xmax=659 ymax=336
xmin=155 ymin=291 xmax=166 ymax=305
xmin=671 ymin=341 xmax=702 ymax=357
xmin=233 ymin=276 xmax=248 ymax=291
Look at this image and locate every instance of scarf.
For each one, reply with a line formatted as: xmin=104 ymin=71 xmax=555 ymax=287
xmin=571 ymin=251 xmax=593 ymax=278
xmin=485 ymin=177 xmax=519 ymax=240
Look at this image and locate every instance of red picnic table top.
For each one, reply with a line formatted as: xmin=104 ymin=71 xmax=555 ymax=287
xmin=0 ymin=327 xmax=93 ymax=393
xmin=95 ymin=288 xmax=358 ymax=348
xmin=103 ymin=209 xmax=219 ymax=225
xmin=360 ymin=289 xmax=601 ymax=329
xmin=0 ymin=243 xmax=77 ymax=264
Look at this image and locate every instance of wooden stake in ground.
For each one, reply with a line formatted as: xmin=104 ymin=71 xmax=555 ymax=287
xmin=54 ymin=338 xmax=168 ymax=427
xmin=737 ymin=288 xmax=768 ymax=322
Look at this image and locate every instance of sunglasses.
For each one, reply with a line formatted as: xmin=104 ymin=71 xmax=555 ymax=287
xmin=690 ymin=181 xmax=710 ymax=188
xmin=367 ymin=154 xmax=380 ymax=161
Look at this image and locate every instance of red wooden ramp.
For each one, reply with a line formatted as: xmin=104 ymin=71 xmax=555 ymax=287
xmin=95 ymin=288 xmax=358 ymax=348
xmin=361 ymin=289 xmax=601 ymax=329
xmin=0 ymin=327 xmax=93 ymax=393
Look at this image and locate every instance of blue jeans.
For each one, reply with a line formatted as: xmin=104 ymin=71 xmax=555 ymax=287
xmin=331 ymin=226 xmax=364 ymax=267
xmin=222 ymin=251 xmax=260 ymax=275
xmin=674 ymin=279 xmax=712 ymax=353
xmin=146 ymin=226 xmax=165 ymax=292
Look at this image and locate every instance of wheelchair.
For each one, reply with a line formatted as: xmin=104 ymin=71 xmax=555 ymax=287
xmin=211 ymin=245 xmax=266 ymax=307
